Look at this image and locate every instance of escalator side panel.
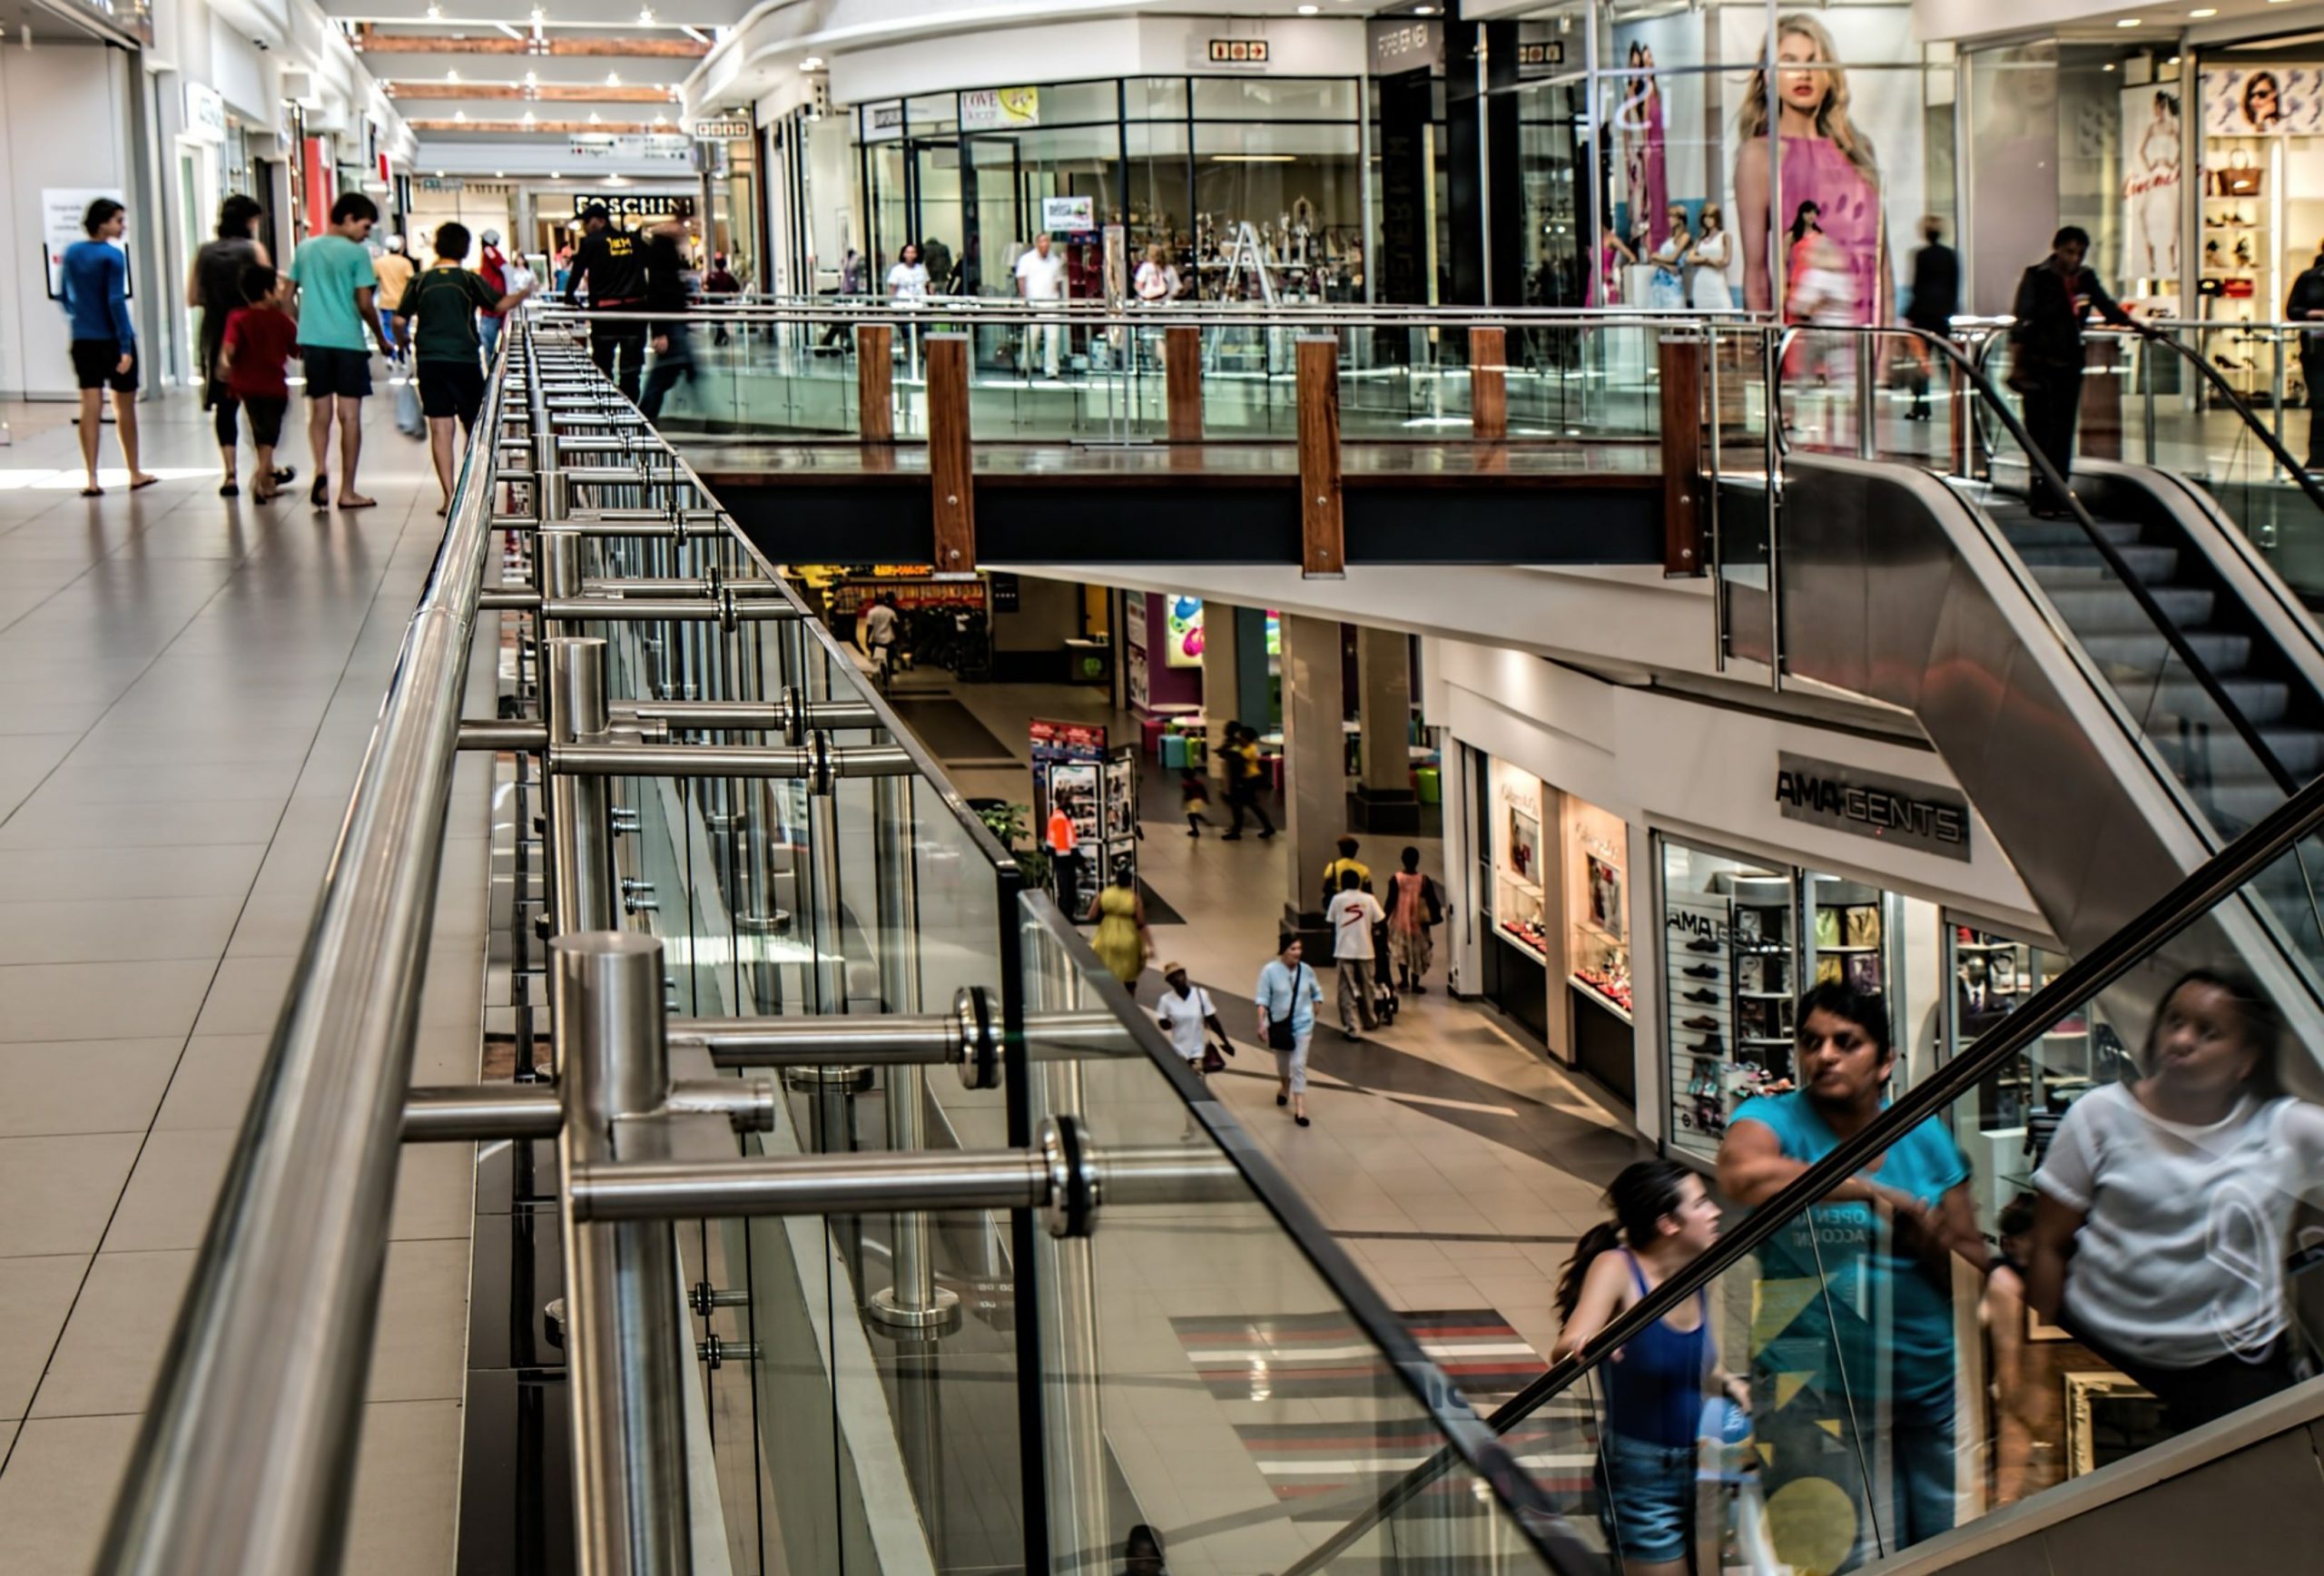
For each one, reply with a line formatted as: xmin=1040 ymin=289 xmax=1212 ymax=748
xmin=1780 ymin=456 xmax=2201 ymax=958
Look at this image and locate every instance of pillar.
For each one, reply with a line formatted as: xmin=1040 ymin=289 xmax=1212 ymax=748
xmin=1353 ymin=625 xmax=1418 ymax=834
xmin=1280 ymin=614 xmax=1347 ymax=947
xmin=1202 ymin=603 xmax=1244 ymax=785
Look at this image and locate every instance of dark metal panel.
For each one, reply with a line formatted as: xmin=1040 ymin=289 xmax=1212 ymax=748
xmin=2042 ymin=1430 xmax=2324 ymax=1576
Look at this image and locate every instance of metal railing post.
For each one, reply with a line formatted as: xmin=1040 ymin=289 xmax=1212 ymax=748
xmin=549 ymin=637 xmax=617 ymax=937
xmin=554 ymin=931 xmax=694 ymax=1576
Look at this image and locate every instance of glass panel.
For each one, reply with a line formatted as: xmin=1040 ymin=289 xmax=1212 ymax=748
xmin=1660 ymin=837 xmax=1797 ymax=1163
xmin=1126 ymin=75 xmax=1188 ymax=121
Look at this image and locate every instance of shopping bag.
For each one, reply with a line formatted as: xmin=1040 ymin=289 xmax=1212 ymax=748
xmin=395 ymin=368 xmax=425 ymax=438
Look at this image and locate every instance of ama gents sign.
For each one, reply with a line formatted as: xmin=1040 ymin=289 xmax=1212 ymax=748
xmin=1774 ymin=754 xmax=1971 ymax=862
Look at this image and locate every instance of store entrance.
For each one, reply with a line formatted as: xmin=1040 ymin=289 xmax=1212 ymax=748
xmin=905 ymin=137 xmax=967 ymax=293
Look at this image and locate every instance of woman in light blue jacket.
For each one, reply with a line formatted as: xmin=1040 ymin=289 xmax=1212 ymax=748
xmin=1256 ymin=934 xmax=1324 ymax=1128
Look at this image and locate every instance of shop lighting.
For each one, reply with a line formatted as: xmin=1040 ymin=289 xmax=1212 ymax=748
xmin=1413 ymin=4 xmax=1435 ymax=11
xmin=445 ymin=67 xmax=459 ymax=81
xmin=552 ymin=171 xmax=561 ymax=177
xmin=454 ymin=110 xmax=468 ymax=122
xmin=424 ymin=3 xmax=440 ymax=15
xmin=2189 ymin=5 xmax=2215 ymax=13
xmin=2169 ymin=54 xmax=2182 ymax=63
xmin=529 ymin=5 xmax=545 ymax=21
xmin=1211 ymin=153 xmax=1297 ymax=162
xmin=495 ymin=170 xmax=505 ymax=177
xmin=2104 ymin=61 xmax=2117 ymax=69
xmin=2116 ymin=16 xmax=2142 ymax=25
xmin=638 ymin=5 xmax=655 ymax=20
xmin=653 ymin=113 xmax=668 ymax=124
xmin=525 ymin=70 xmax=537 ymax=84
xmin=606 ymin=71 xmax=621 ymax=84
xmin=436 ymin=170 xmax=447 ymax=177
xmin=588 ymin=111 xmax=602 ymax=123
xmin=799 ymin=55 xmax=823 ymax=70
xmin=1298 ymin=3 xmax=1318 ymax=10
xmin=522 ymin=110 xmax=537 ymax=123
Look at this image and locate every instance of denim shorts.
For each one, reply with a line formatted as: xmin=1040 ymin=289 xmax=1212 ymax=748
xmin=1598 ymin=1431 xmax=1697 ymax=1565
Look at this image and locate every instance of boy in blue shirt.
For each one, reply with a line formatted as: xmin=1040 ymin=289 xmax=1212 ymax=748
xmin=288 ymin=192 xmax=392 ymax=511
xmin=60 ymin=197 xmax=155 ymax=497
xmin=1718 ymin=980 xmax=1988 ymax=1570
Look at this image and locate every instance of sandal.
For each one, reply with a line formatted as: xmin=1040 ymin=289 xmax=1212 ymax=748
xmin=219 ymin=481 xmax=239 ymax=498
xmin=271 ymin=467 xmax=298 ymax=486
xmin=129 ymin=474 xmax=158 ymax=490
xmin=310 ymin=474 xmax=330 ymax=507
xmin=79 ymin=486 xmax=103 ymax=497
xmin=337 ymin=494 xmax=378 ymax=510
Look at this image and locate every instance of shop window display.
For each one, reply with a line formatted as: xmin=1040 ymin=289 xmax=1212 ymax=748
xmin=1564 ymin=797 xmax=1630 ymax=1015
xmin=1661 ymin=840 xmax=1797 ymax=1157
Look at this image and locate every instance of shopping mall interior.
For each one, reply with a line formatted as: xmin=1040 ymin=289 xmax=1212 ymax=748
xmin=9 ymin=0 xmax=2324 ymax=1572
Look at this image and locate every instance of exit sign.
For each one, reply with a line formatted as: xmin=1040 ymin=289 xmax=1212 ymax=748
xmin=693 ymin=118 xmax=750 ymax=141
xmin=1518 ymin=42 xmax=1565 ymax=68
xmin=1206 ymin=38 xmax=1268 ymax=64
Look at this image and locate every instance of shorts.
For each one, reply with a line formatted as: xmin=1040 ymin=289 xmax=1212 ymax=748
xmin=1597 ymin=1431 xmax=1696 ymax=1565
xmin=417 ymin=360 xmax=486 ymax=426
xmin=71 ymin=339 xmax=138 ymax=393
xmin=241 ymin=394 xmax=289 ymax=448
xmin=301 ymin=344 xmax=373 ymax=399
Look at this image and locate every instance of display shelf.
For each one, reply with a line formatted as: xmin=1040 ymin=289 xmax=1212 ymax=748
xmin=1570 ymin=974 xmax=1635 ymax=1024
xmin=1737 ymin=990 xmax=1791 ymax=1000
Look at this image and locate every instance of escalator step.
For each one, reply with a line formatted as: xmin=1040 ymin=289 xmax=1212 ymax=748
xmin=2109 ymin=675 xmax=2290 ymax=724
xmin=2082 ymin=632 xmax=2253 ymax=672
xmin=2043 ymin=586 xmax=2216 ymax=633
xmin=2023 ymin=545 xmax=2180 ymax=583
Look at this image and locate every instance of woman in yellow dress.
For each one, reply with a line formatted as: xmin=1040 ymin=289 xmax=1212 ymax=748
xmin=1088 ymin=866 xmax=1152 ymax=987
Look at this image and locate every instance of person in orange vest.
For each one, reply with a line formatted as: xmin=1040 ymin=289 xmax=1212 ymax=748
xmin=1046 ymin=802 xmax=1085 ymax=917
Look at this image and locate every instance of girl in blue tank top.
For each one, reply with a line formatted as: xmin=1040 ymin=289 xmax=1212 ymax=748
xmin=1554 ymin=1159 xmax=1750 ymax=1574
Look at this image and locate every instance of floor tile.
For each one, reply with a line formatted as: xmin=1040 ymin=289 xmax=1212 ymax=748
xmin=0 ymin=897 xmax=245 ymax=964
xmin=0 ymin=796 xmax=287 ymax=849
xmin=343 ymin=1400 xmax=463 ymax=1576
xmin=0 ymin=842 xmax=267 ymax=901
xmin=0 ymin=1255 xmax=88 ymax=1421
xmin=0 ymin=1413 xmax=143 ymax=1573
xmin=364 ymin=1239 xmax=472 ymax=1404
xmin=29 ymin=1250 xmax=194 ymax=1419
xmin=98 ymin=1130 xmax=233 ymax=1254
xmin=0 ymin=1135 xmax=142 ymax=1258
xmin=0 ymin=960 xmax=216 ymax=1044
xmin=150 ymin=1035 xmax=269 ymax=1132
xmin=0 ymin=1039 xmax=182 ymax=1137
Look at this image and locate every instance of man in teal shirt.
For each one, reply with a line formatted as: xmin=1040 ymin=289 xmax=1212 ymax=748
xmin=288 ymin=192 xmax=391 ymax=510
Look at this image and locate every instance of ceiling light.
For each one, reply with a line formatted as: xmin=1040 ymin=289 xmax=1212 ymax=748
xmin=453 ymin=110 xmax=467 ymax=121
xmin=495 ymin=169 xmax=505 ymax=176
xmin=653 ymin=113 xmax=667 ymax=125
xmin=607 ymin=71 xmax=621 ymax=84
xmin=799 ymin=55 xmax=823 ymax=71
xmin=2190 ymin=5 xmax=2216 ymax=13
xmin=1298 ymin=3 xmax=1317 ymax=11
xmin=551 ymin=171 xmax=561 ymax=178
xmin=2104 ymin=61 xmax=2118 ymax=69
xmin=436 ymin=169 xmax=447 ymax=177
xmin=2168 ymin=54 xmax=2182 ymax=64
xmin=2116 ymin=16 xmax=2142 ymax=25
xmin=524 ymin=70 xmax=537 ymax=84
xmin=445 ymin=67 xmax=458 ymax=80
xmin=528 ymin=5 xmax=545 ymax=20
xmin=521 ymin=110 xmax=536 ymax=123
xmin=1413 ymin=4 xmax=1435 ymax=12
xmin=424 ymin=2 xmax=439 ymax=16
xmin=638 ymin=5 xmax=654 ymax=20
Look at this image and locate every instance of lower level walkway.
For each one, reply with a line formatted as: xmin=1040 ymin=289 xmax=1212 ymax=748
xmin=0 ymin=390 xmax=488 ymax=1573
xmin=902 ymin=668 xmax=1648 ymax=1369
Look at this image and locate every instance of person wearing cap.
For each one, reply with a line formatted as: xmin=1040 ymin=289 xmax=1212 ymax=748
xmin=476 ymin=227 xmax=511 ymax=365
xmin=567 ymin=202 xmax=651 ymax=401
xmin=372 ymin=235 xmax=415 ymax=357
xmin=1154 ymin=964 xmax=1229 ymax=1073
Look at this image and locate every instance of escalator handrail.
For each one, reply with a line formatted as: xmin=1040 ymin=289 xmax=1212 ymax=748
xmin=1281 ymin=766 xmax=2324 ymax=1576
xmin=2135 ymin=325 xmax=2324 ymax=522
xmin=1780 ymin=321 xmax=2301 ymax=800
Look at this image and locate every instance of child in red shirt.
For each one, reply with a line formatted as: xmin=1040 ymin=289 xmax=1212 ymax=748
xmin=220 ymin=263 xmax=300 ymax=503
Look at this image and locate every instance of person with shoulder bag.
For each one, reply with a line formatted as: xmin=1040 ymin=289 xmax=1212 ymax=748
xmin=1385 ymin=845 xmax=1442 ymax=995
xmin=1256 ymin=935 xmax=1324 ymax=1128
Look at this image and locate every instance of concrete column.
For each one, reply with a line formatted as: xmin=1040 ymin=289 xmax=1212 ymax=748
xmin=1202 ymin=602 xmax=1244 ymax=785
xmin=1280 ymin=614 xmax=1346 ymax=945
xmin=1353 ymin=625 xmax=1419 ymax=833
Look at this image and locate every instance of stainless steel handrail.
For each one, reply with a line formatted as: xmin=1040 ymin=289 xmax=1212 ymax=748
xmin=93 ymin=335 xmax=516 ymax=1572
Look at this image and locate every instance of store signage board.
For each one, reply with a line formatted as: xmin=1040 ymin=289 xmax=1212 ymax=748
xmin=40 ymin=188 xmax=132 ymax=300
xmin=568 ymin=193 xmax=695 ymax=218
xmin=1370 ymin=19 xmax=1443 ymax=75
xmin=864 ymin=103 xmax=904 ymax=143
xmin=420 ymin=177 xmax=466 ymax=192
xmin=185 ymin=82 xmax=228 ymax=144
xmin=1205 ymin=38 xmax=1269 ymax=68
xmin=694 ymin=118 xmax=751 ymax=141
xmin=1042 ymin=195 xmax=1095 ymax=233
xmin=1774 ymin=754 xmax=1971 ymax=862
xmin=567 ymin=133 xmax=694 ymax=163
xmin=960 ymin=86 xmax=1039 ymax=133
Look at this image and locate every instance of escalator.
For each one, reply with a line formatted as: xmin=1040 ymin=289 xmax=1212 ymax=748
xmin=1726 ymin=331 xmax=2324 ymax=990
xmin=1285 ymin=773 xmax=2324 ymax=1576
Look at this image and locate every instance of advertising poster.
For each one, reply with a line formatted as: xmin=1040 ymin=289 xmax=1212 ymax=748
xmin=1123 ymin=595 xmax=1150 ymax=713
xmin=2121 ymin=84 xmax=2182 ymax=286
xmin=963 ymin=86 xmax=1041 ymax=133
xmin=1163 ymin=596 xmax=1204 ymax=668
xmin=1041 ymin=195 xmax=1095 ymax=233
xmin=2203 ymin=66 xmax=2324 ymax=137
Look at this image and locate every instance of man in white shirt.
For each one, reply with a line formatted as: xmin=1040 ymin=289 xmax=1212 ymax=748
xmin=1325 ymin=869 xmax=1387 ymax=1038
xmin=1014 ymin=231 xmax=1068 ymax=379
xmin=862 ymin=596 xmax=900 ymax=677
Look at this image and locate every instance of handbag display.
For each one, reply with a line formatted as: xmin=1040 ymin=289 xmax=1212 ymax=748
xmin=2213 ymin=151 xmax=2263 ymax=198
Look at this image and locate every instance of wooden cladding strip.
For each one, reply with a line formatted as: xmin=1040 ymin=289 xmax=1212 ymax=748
xmin=1295 ymin=335 xmax=1344 ymax=579
xmin=406 ymin=119 xmax=663 ymax=133
xmin=356 ymin=32 xmax=710 ymax=57
xmin=857 ymin=325 xmax=894 ymax=445
xmin=927 ymin=335 xmax=976 ymax=573
xmin=386 ymin=82 xmax=680 ymax=103
xmin=1470 ymin=325 xmax=1506 ymax=441
xmin=1657 ymin=333 xmax=1706 ymax=577
xmin=1164 ymin=326 xmax=1201 ymax=444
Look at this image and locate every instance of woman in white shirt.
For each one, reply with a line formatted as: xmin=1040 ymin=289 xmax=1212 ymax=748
xmin=1134 ymin=243 xmax=1179 ymax=304
xmin=2028 ymin=967 xmax=2324 ymax=1435
xmin=1648 ymin=204 xmax=1690 ymax=310
xmin=886 ymin=241 xmax=930 ymax=302
xmin=1686 ymin=204 xmax=1733 ymax=310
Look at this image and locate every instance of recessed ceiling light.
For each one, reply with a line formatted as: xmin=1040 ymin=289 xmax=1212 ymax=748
xmin=637 ymin=5 xmax=654 ymax=20
xmin=2116 ymin=16 xmax=2142 ymax=25
xmin=606 ymin=71 xmax=621 ymax=84
xmin=1297 ymin=2 xmax=1317 ymax=10
xmin=453 ymin=110 xmax=467 ymax=121
xmin=495 ymin=170 xmax=505 ymax=177
xmin=587 ymin=111 xmax=601 ymax=123
xmin=524 ymin=69 xmax=537 ymax=84
xmin=551 ymin=171 xmax=561 ymax=178
xmin=528 ymin=5 xmax=544 ymax=20
xmin=521 ymin=110 xmax=536 ymax=123
xmin=424 ymin=3 xmax=439 ymax=16
xmin=2168 ymin=53 xmax=2182 ymax=64
xmin=2104 ymin=61 xmax=2118 ymax=69
xmin=445 ymin=67 xmax=458 ymax=81
xmin=2190 ymin=5 xmax=2216 ymax=13
xmin=653 ymin=113 xmax=666 ymax=125
xmin=799 ymin=55 xmax=823 ymax=71
xmin=1413 ymin=4 xmax=1435 ymax=11
xmin=435 ymin=169 xmax=447 ymax=177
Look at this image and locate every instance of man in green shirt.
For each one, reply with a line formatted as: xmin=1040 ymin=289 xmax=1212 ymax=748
xmin=287 ymin=192 xmax=392 ymax=510
xmin=390 ymin=221 xmax=530 ymax=514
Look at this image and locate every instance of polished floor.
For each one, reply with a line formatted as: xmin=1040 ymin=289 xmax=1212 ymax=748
xmin=929 ymin=675 xmax=1649 ymax=1369
xmin=0 ymin=390 xmax=492 ymax=1572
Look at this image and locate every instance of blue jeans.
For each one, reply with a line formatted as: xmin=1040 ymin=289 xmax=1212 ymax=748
xmin=478 ymin=314 xmax=502 ymax=366
xmin=639 ymin=321 xmax=694 ymax=419
xmin=1598 ymin=1432 xmax=1697 ymax=1566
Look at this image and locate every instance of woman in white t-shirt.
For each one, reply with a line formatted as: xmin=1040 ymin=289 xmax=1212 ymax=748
xmin=2028 ymin=967 xmax=2324 ymax=1435
xmin=886 ymin=242 xmax=930 ymax=302
xmin=1134 ymin=243 xmax=1179 ymax=305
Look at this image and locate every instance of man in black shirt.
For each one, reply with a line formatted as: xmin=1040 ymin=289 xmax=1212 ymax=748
xmin=2009 ymin=225 xmax=2153 ymax=517
xmin=2289 ymin=249 xmax=2324 ymax=471
xmin=567 ymin=202 xmax=650 ymax=401
xmin=637 ymin=220 xmax=695 ymax=421
xmin=1905 ymin=217 xmax=1959 ymax=421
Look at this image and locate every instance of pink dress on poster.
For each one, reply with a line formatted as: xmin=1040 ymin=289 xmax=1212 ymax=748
xmin=1781 ymin=135 xmax=1879 ymax=326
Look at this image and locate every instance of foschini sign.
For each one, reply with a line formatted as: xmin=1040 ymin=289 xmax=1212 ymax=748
xmin=1774 ymin=753 xmax=1971 ymax=862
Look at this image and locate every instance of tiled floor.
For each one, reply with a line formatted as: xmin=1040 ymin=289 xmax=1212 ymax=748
xmin=0 ymin=389 xmax=490 ymax=1573
xmin=928 ymin=675 xmax=1652 ymax=1366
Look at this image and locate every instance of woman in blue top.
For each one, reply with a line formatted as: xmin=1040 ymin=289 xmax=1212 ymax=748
xmin=1255 ymin=933 xmax=1324 ymax=1128
xmin=1554 ymin=1159 xmax=1748 ymax=1575
xmin=60 ymin=198 xmax=156 ymax=497
xmin=1717 ymin=980 xmax=1987 ymax=1570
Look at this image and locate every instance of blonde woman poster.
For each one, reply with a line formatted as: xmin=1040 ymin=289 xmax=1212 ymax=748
xmin=1733 ymin=14 xmax=1891 ymax=330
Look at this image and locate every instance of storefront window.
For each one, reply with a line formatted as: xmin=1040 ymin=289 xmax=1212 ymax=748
xmin=1564 ymin=797 xmax=1630 ymax=1014
xmin=1193 ymin=121 xmax=1364 ymax=300
xmin=1660 ymin=839 xmax=1796 ymax=1158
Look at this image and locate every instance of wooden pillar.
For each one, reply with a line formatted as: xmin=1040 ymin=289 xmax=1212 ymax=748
xmin=1470 ymin=325 xmax=1506 ymax=441
xmin=1165 ymin=326 xmax=1202 ymax=443
xmin=927 ymin=333 xmax=974 ymax=573
xmin=858 ymin=323 xmax=893 ymax=444
xmin=1658 ymin=332 xmax=1706 ymax=577
xmin=1295 ymin=335 xmax=1344 ymax=579
xmin=2081 ymin=337 xmax=2122 ymax=461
